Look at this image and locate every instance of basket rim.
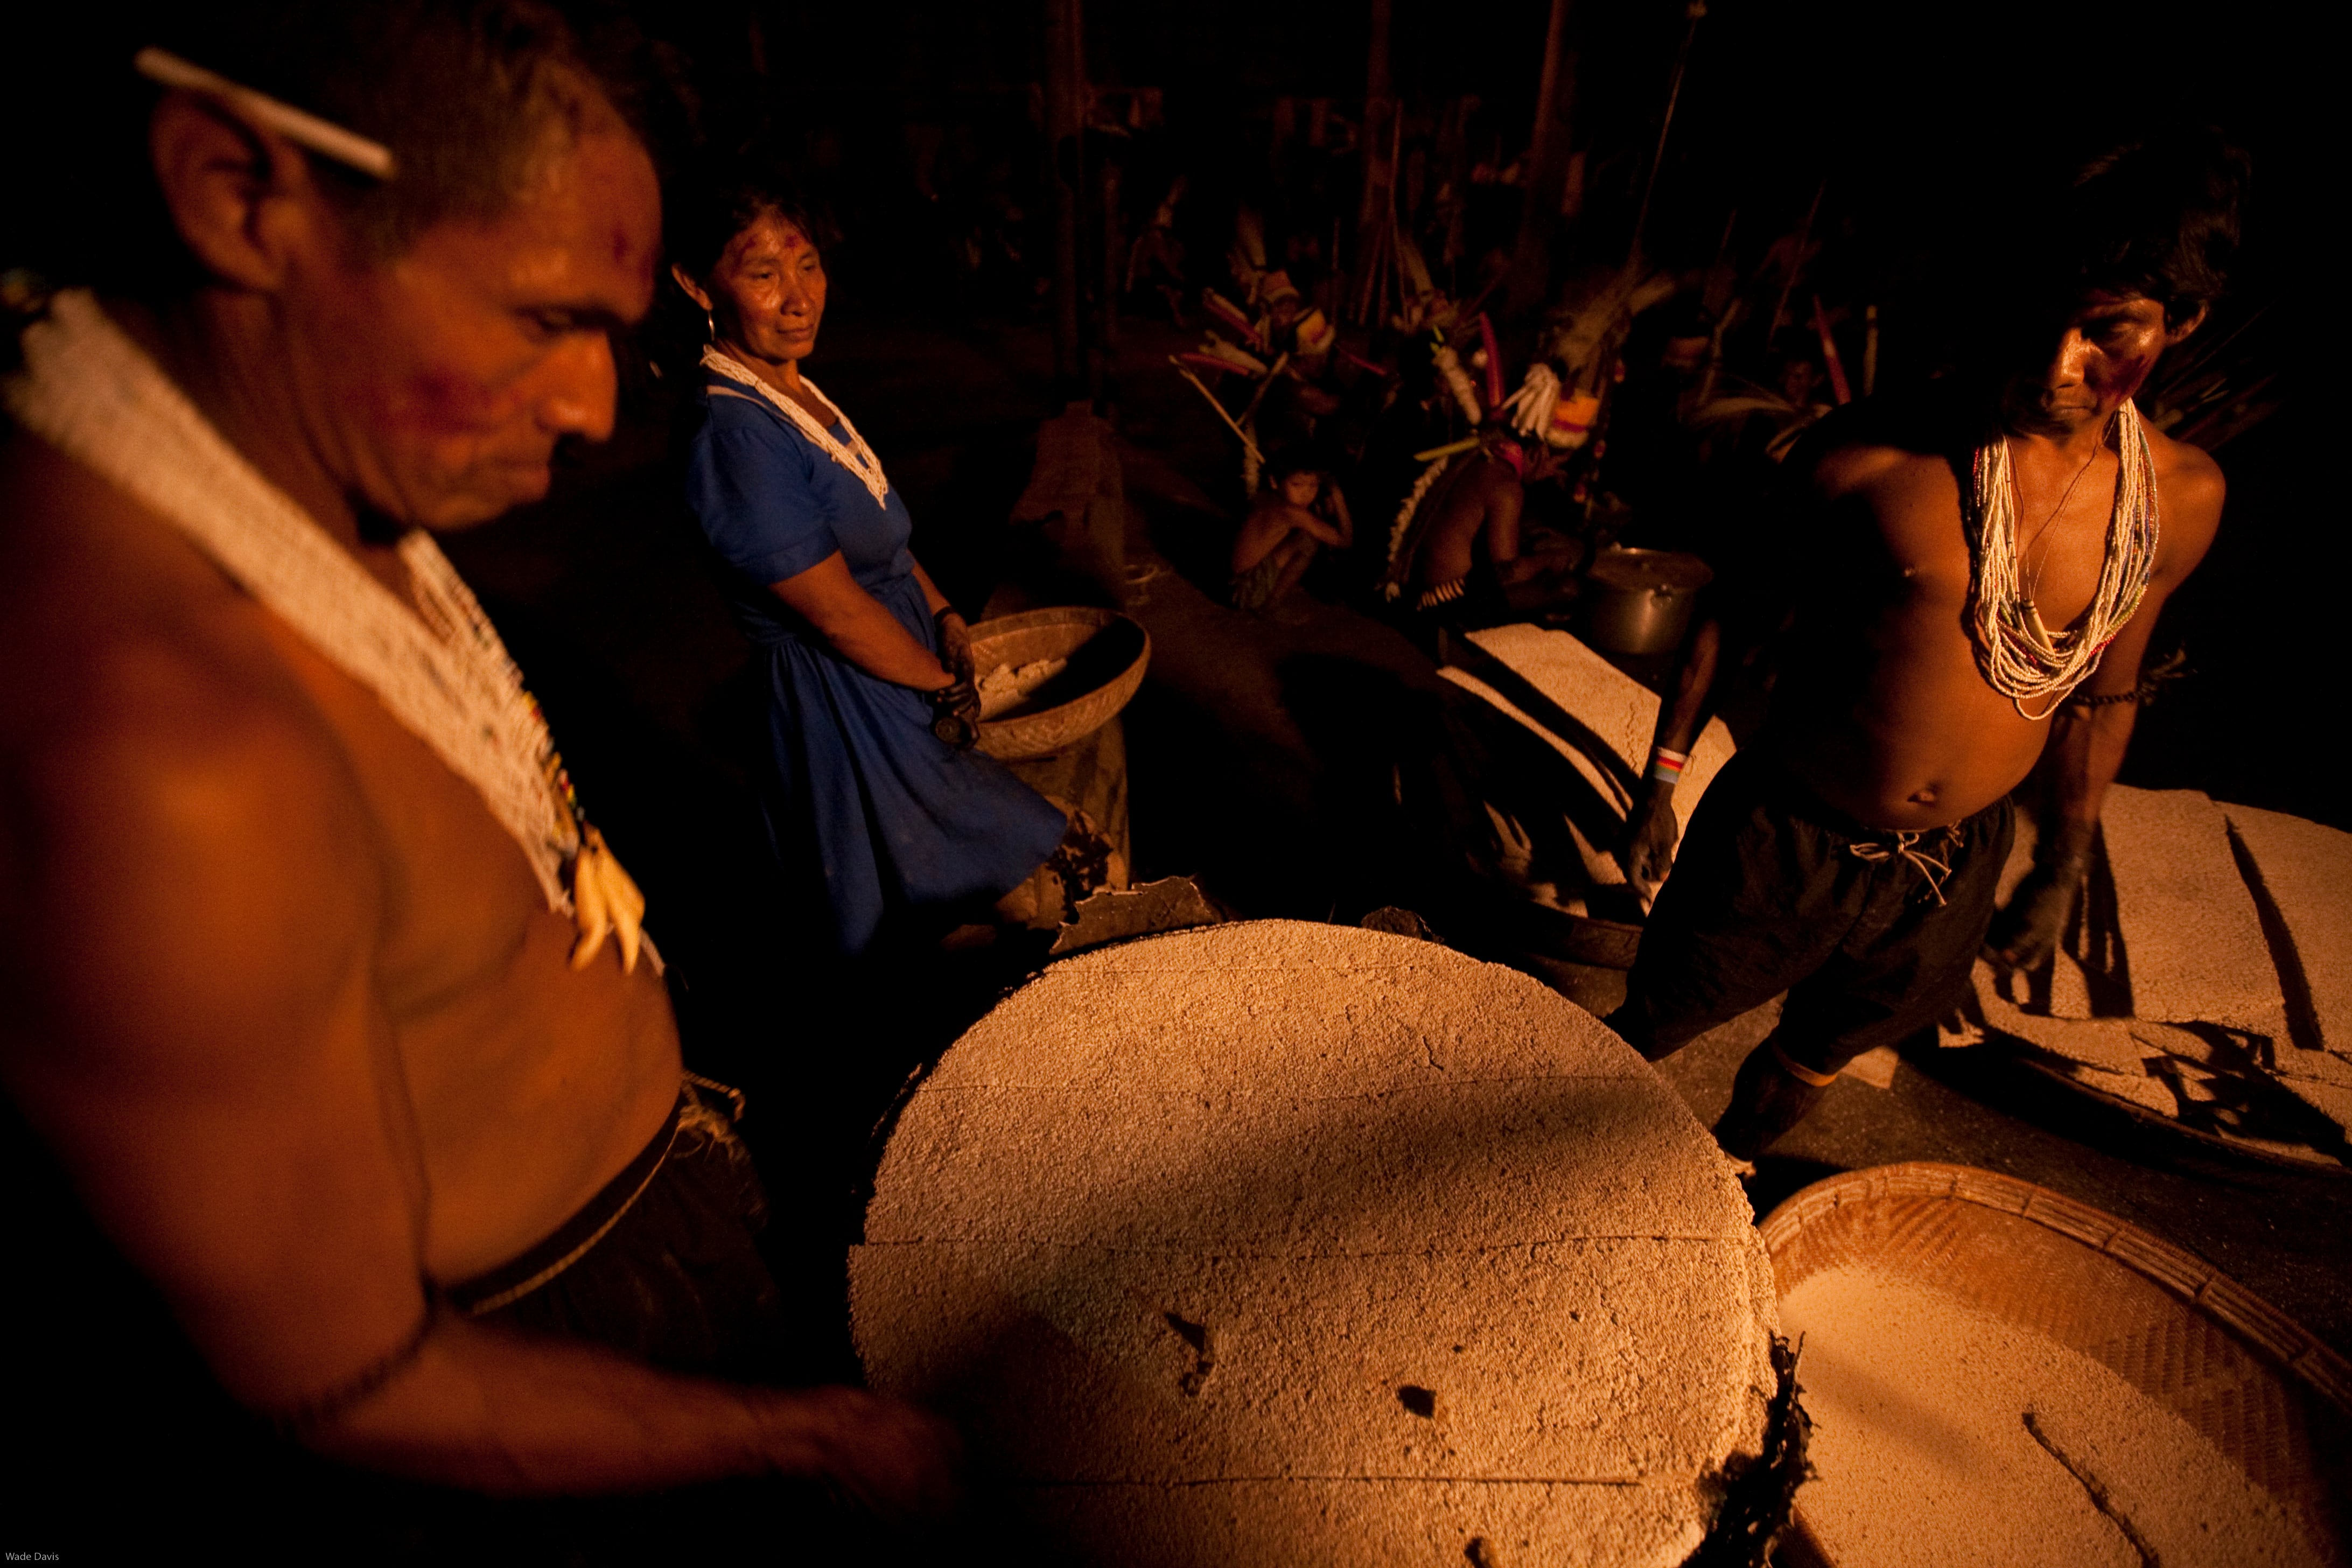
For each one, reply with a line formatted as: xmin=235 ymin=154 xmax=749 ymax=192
xmin=969 ymin=608 xmax=1151 ymax=760
xmin=1758 ymin=1159 xmax=2352 ymax=1414
xmin=969 ymin=605 xmax=1121 ymax=639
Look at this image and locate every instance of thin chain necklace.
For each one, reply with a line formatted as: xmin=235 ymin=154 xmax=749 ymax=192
xmin=1968 ymin=400 xmax=2161 ymax=721
xmin=2012 ymin=432 xmax=2105 ymax=604
xmin=4 ymin=290 xmax=652 ymax=970
xmin=701 ymin=345 xmax=890 ymax=508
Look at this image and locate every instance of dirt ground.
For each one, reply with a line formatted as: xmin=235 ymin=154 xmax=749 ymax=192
xmin=440 ymin=299 xmax=2352 ymax=1364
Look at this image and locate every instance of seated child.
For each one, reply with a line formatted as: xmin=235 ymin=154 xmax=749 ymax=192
xmin=1229 ymin=453 xmax=1352 ymax=614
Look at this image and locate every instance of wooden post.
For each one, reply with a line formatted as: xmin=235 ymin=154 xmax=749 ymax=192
xmin=1096 ymin=151 xmax=1121 ymax=396
xmin=1348 ymin=0 xmax=1395 ymax=321
xmin=1045 ymin=0 xmax=1087 ymax=393
xmin=1626 ymin=0 xmax=1706 ymax=267
xmin=1356 ymin=0 xmax=1394 ymax=231
xmin=1506 ymin=0 xmax=1578 ymax=319
xmin=1766 ymin=177 xmax=1824 ymax=347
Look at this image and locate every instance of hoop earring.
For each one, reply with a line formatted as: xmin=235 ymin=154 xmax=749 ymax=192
xmin=704 ymin=311 xmax=716 ymax=342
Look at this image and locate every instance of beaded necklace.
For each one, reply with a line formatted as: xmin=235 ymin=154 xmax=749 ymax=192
xmin=1967 ymin=400 xmax=2161 ymax=720
xmin=4 ymin=290 xmax=650 ymax=970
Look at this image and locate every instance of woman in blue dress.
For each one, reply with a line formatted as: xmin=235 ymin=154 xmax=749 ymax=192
xmin=670 ymin=176 xmax=1070 ymax=956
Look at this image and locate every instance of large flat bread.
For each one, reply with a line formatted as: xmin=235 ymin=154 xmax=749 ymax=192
xmin=2221 ymin=802 xmax=2352 ymax=1058
xmin=1972 ymin=790 xmax=2352 ymax=1159
xmin=2101 ymin=787 xmax=2290 ymax=1042
xmin=1442 ymin=624 xmax=1735 ymax=838
xmin=852 ymin=921 xmax=1779 ymax=1566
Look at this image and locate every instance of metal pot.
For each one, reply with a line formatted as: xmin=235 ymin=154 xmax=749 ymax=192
xmin=1575 ymin=547 xmax=1713 ymax=655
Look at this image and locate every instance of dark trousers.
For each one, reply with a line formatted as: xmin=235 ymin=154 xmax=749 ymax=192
xmin=447 ymin=1080 xmax=797 ymax=1382
xmin=1613 ymin=748 xmax=2013 ymax=1086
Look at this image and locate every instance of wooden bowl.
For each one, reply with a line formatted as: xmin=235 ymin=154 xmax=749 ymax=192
xmin=1760 ymin=1162 xmax=2351 ymax=1566
xmin=970 ymin=607 xmax=1151 ymax=761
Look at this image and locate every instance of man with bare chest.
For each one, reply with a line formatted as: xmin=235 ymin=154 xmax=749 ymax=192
xmin=1386 ymin=428 xmax=1576 ymax=630
xmin=0 ymin=4 xmax=950 ymax=1549
xmin=1609 ymin=135 xmax=2240 ymax=1159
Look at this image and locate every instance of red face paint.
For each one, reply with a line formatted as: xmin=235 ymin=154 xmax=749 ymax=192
xmin=2007 ymin=292 xmax=2175 ymax=435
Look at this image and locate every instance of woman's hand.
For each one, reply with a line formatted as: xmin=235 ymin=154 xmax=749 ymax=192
xmin=935 ymin=607 xmax=976 ymax=686
xmin=929 ymin=680 xmax=982 ymax=751
xmin=927 ymin=606 xmax=983 ymax=748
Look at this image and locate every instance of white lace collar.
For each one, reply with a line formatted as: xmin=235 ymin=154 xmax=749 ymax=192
xmin=701 ymin=346 xmax=890 ymax=508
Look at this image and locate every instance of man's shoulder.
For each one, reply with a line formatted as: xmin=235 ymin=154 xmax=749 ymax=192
xmin=5 ymin=607 xmax=372 ymax=901
xmin=11 ymin=616 xmax=346 ymax=814
xmin=1796 ymin=387 xmax=1973 ymax=502
xmin=2146 ymin=423 xmax=2225 ymax=536
xmin=1808 ymin=439 xmax=1945 ymax=501
xmin=0 ymin=438 xmax=377 ymax=976
xmin=1469 ymin=452 xmax=1521 ymax=491
xmin=1433 ymin=454 xmax=1508 ymax=514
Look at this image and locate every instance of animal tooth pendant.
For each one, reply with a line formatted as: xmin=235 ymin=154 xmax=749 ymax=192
xmin=568 ymin=825 xmax=648 ymax=974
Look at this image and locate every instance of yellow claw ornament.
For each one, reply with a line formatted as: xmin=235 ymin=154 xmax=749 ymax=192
xmin=566 ymin=826 xmax=647 ymax=974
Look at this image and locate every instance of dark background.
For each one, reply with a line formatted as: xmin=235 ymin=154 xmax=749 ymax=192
xmin=616 ymin=0 xmax=2338 ymax=828
xmin=1 ymin=0 xmax=2343 ymax=1342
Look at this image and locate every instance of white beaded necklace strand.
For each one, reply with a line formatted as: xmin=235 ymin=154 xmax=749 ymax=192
xmin=4 ymin=290 xmax=650 ymax=972
xmin=1968 ymin=399 xmax=2161 ymax=721
xmin=701 ymin=346 xmax=891 ymax=508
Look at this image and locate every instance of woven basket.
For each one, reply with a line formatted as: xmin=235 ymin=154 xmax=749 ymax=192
xmin=1760 ymin=1161 xmax=2351 ymax=1567
xmin=970 ymin=607 xmax=1150 ymax=761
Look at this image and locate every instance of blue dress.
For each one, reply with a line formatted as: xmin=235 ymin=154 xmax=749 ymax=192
xmin=685 ymin=379 xmax=1067 ymax=956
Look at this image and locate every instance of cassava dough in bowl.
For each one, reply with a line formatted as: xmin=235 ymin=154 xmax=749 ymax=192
xmin=1783 ymin=1267 xmax=2313 ymax=1568
xmin=1762 ymin=1163 xmax=2349 ymax=1568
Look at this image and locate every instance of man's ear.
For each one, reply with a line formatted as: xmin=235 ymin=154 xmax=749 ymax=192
xmin=2166 ymin=301 xmax=2210 ymax=347
xmin=148 ymin=91 xmax=327 ymax=292
xmin=669 ymin=263 xmax=713 ymax=314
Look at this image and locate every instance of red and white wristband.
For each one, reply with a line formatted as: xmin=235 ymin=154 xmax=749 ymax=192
xmin=1647 ymin=745 xmax=1690 ymax=787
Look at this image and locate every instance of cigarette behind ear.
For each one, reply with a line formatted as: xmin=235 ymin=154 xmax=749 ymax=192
xmin=134 ymin=47 xmax=396 ymax=182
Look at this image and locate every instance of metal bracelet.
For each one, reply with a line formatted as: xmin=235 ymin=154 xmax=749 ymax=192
xmin=930 ymin=683 xmax=979 ymax=750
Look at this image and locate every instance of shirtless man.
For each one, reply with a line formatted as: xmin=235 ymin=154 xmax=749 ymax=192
xmin=1386 ymin=429 xmax=1574 ymax=629
xmin=1609 ymin=134 xmax=2238 ymax=1159
xmin=0 ymin=5 xmax=950 ymax=1548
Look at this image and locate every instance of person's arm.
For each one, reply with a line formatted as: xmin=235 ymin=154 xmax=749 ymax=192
xmin=1286 ymin=503 xmax=1347 ymax=548
xmin=1496 ymin=542 xmax=1584 ymax=588
xmin=0 ymin=671 xmax=957 ymax=1507
xmin=321 ymin=1319 xmax=952 ymax=1501
xmin=908 ymin=558 xmax=953 ymax=619
xmin=1622 ymin=435 xmax=1843 ymax=897
xmin=1481 ymin=470 xmax=1527 ymax=565
xmin=771 ymin=553 xmax=952 ymax=691
xmin=1622 ymin=614 xmax=1724 ymax=899
xmin=1324 ymin=484 xmax=1355 ymax=549
xmin=907 ymin=557 xmax=976 ymax=689
xmin=1984 ymin=446 xmax=2224 ymax=969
